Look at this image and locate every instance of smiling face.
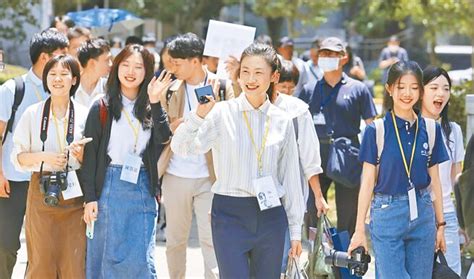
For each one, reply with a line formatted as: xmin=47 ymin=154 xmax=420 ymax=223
xmin=118 ymin=52 xmax=146 ymax=93
xmin=238 ymin=55 xmax=278 ymax=97
xmin=422 ymin=75 xmax=451 ymax=118
xmin=386 ymin=73 xmax=420 ymax=112
xmin=46 ymin=62 xmax=76 ymax=98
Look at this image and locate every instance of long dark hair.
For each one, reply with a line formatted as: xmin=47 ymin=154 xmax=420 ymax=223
xmin=382 ymin=60 xmax=424 ymax=114
xmin=106 ymin=44 xmax=154 ymax=129
xmin=423 ymin=65 xmax=453 ymax=155
xmin=239 ymin=43 xmax=280 ymax=101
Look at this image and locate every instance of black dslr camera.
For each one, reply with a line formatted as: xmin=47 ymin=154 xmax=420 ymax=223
xmin=40 ymin=172 xmax=68 ymax=207
xmin=325 ymin=246 xmax=371 ymax=277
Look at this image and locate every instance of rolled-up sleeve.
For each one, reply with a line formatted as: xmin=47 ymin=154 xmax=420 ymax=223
xmin=279 ymin=120 xmax=304 ymax=241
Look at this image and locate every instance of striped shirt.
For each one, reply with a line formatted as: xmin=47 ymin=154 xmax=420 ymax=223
xmin=171 ymin=93 xmax=304 ymax=240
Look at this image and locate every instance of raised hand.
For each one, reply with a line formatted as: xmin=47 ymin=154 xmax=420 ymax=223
xmin=148 ymin=70 xmax=174 ymax=104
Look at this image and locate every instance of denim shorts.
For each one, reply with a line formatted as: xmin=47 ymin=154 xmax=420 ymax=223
xmin=370 ymin=188 xmax=435 ymax=279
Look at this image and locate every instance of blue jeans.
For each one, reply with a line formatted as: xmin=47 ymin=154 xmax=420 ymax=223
xmin=86 ymin=165 xmax=158 ymax=279
xmin=370 ymin=189 xmax=435 ymax=279
xmin=443 ymin=211 xmax=461 ymax=275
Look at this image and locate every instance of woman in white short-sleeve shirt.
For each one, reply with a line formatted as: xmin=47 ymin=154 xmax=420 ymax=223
xmin=11 ymin=55 xmax=88 ymax=278
xmin=421 ymin=65 xmax=464 ymax=275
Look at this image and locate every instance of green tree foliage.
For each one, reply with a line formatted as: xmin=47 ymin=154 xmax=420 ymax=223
xmin=251 ymin=0 xmax=340 ymax=38
xmin=0 ymin=0 xmax=39 ymax=41
xmin=348 ymin=0 xmax=472 ymax=64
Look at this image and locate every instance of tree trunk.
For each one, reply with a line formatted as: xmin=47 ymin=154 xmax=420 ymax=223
xmin=427 ymin=27 xmax=438 ymax=65
xmin=265 ymin=17 xmax=284 ymax=46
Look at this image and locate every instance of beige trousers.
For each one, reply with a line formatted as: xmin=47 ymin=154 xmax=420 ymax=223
xmin=162 ymin=173 xmax=218 ymax=279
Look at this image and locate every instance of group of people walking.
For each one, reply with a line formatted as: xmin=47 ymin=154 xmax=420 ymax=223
xmin=0 ymin=23 xmax=469 ymax=279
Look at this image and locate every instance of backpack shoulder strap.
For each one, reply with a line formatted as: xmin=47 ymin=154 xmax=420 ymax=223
xmin=99 ymin=98 xmax=108 ymax=130
xmin=218 ymin=79 xmax=226 ymax=101
xmin=425 ymin=118 xmax=436 ymax=156
xmin=2 ymin=77 xmax=25 ymax=145
xmin=374 ymin=118 xmax=385 ymax=164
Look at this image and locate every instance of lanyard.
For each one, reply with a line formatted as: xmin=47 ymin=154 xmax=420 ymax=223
xmin=122 ymin=107 xmax=142 ymax=154
xmin=52 ymin=108 xmax=68 ymax=152
xmin=184 ymin=74 xmax=208 ymax=111
xmin=28 ymin=77 xmax=44 ymax=102
xmin=309 ymin=63 xmax=320 ymax=79
xmin=39 ymin=98 xmax=75 ymax=175
xmin=32 ymin=85 xmax=44 ymax=102
xmin=391 ymin=111 xmax=419 ymax=188
xmin=318 ymin=81 xmax=342 ymax=111
xmin=242 ymin=111 xmax=271 ymax=176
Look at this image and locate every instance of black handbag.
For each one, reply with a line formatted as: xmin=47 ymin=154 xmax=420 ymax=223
xmin=326 ymin=137 xmax=362 ymax=189
xmin=432 ymin=251 xmax=460 ymax=279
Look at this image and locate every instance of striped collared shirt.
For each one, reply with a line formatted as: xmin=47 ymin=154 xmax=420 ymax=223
xmin=171 ymin=93 xmax=304 ymax=240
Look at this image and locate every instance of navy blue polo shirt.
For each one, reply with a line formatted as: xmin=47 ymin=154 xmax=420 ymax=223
xmin=359 ymin=113 xmax=449 ymax=195
xmin=300 ymin=73 xmax=377 ymax=139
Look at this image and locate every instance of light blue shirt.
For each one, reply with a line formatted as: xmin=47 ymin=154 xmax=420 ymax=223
xmin=0 ymin=69 xmax=49 ymax=181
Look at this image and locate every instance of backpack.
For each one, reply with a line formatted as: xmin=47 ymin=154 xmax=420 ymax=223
xmin=373 ymin=117 xmax=436 ymax=163
xmin=2 ymin=77 xmax=25 ymax=145
xmin=374 ymin=117 xmax=436 ymax=198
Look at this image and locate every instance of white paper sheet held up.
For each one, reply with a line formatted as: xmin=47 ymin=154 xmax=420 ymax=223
xmin=203 ymin=20 xmax=256 ymax=78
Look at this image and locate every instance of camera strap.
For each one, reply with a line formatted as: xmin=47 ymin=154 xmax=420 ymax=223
xmin=39 ymin=97 xmax=75 ymax=177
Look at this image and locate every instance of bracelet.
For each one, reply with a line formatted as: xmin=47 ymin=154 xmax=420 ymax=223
xmin=436 ymin=221 xmax=447 ymax=229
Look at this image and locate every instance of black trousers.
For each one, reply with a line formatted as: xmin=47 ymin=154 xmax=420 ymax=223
xmin=0 ymin=180 xmax=28 ymax=279
xmin=306 ymin=141 xmax=359 ymax=237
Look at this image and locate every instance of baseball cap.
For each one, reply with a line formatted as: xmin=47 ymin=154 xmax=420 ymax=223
xmin=319 ymin=37 xmax=346 ymax=53
xmin=279 ymin=36 xmax=294 ymax=47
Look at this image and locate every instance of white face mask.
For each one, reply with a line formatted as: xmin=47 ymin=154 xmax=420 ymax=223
xmin=388 ymin=45 xmax=400 ymax=53
xmin=318 ymin=57 xmax=340 ymax=72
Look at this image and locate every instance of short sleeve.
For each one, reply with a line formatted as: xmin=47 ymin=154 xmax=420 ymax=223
xmin=452 ymin=123 xmax=465 ymax=163
xmin=359 ymin=84 xmax=377 ymax=120
xmin=10 ymin=106 xmax=33 ymax=171
xmin=359 ymin=124 xmax=377 ymax=165
xmin=378 ymin=49 xmax=389 ymax=63
xmin=0 ymin=79 xmax=15 ymax=122
xmin=429 ymin=123 xmax=450 ymax=167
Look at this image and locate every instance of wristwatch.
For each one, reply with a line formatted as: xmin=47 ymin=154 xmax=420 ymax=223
xmin=436 ymin=221 xmax=447 ymax=229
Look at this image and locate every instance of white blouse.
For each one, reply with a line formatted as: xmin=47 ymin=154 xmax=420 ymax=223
xmin=274 ymin=93 xmax=323 ymax=203
xmin=171 ymin=93 xmax=305 ymax=241
xmin=107 ymin=95 xmax=151 ymax=164
xmin=11 ymin=99 xmax=89 ymax=172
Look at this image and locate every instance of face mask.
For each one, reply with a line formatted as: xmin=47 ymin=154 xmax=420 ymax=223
xmin=388 ymin=45 xmax=399 ymax=53
xmin=318 ymin=57 xmax=340 ymax=72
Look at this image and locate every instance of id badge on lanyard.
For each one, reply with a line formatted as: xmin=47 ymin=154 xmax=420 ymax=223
xmin=62 ymin=171 xmax=83 ymax=200
xmin=120 ymin=108 xmax=142 ymax=184
xmin=408 ymin=184 xmax=418 ymax=221
xmin=254 ymin=176 xmax=281 ymax=211
xmin=313 ymin=111 xmax=326 ymax=125
xmin=120 ymin=153 xmax=142 ymax=184
xmin=391 ymin=111 xmax=419 ymax=221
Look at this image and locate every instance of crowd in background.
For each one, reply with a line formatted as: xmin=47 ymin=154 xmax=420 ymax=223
xmin=0 ymin=14 xmax=473 ymax=279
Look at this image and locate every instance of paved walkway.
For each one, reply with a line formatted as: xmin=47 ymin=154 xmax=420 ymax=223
xmin=12 ymin=212 xmax=375 ymax=278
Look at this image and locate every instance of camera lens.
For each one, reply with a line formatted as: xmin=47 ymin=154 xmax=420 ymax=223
xmin=44 ymin=184 xmax=61 ymax=207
